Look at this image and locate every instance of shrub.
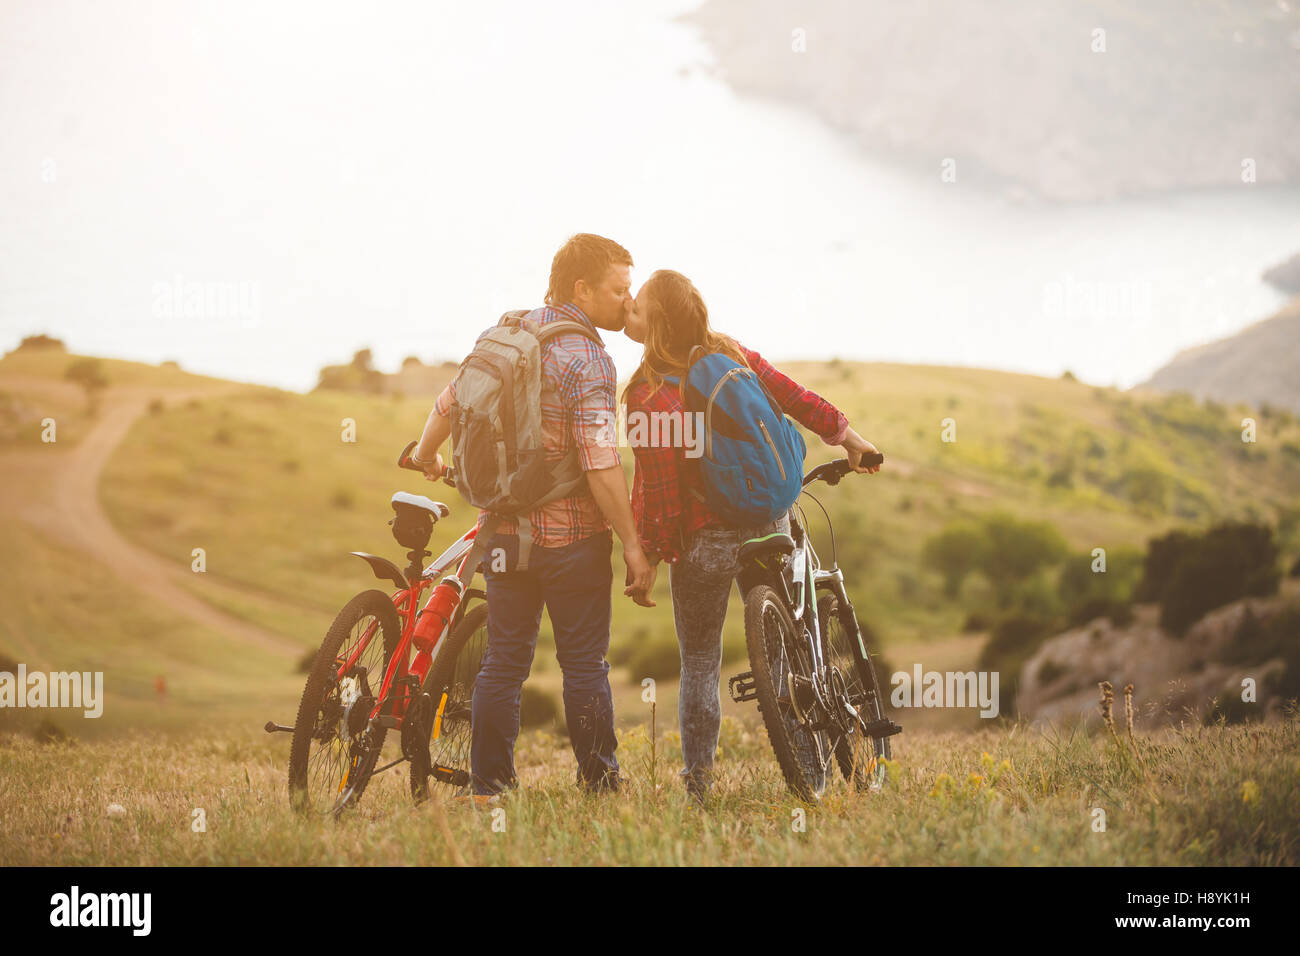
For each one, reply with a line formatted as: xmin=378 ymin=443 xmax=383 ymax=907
xmin=626 ymin=639 xmax=682 ymax=682
xmin=608 ymin=628 xmax=649 ymax=667
xmin=921 ymin=522 xmax=983 ymax=598
xmin=330 ymin=488 xmax=355 ymax=510
xmin=1058 ymin=547 xmax=1142 ymax=623
xmin=1154 ymin=522 xmax=1280 ymax=635
xmin=33 ymin=718 xmax=70 ymax=744
xmin=1067 ymin=597 xmax=1134 ymax=628
xmin=978 ymin=613 xmax=1056 ymax=709
xmin=148 ymin=397 xmax=165 ymax=415
xmin=64 ymin=358 xmax=107 ymax=391
xmin=519 ymin=685 xmax=558 ymax=728
xmin=17 ymin=334 xmax=65 ymax=351
xmin=978 ymin=513 xmax=1067 ymax=608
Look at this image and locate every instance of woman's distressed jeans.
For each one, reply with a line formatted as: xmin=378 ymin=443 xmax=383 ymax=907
xmin=667 ymin=513 xmax=790 ymax=797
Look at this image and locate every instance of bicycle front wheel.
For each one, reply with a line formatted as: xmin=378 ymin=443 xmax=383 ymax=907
xmin=410 ymin=601 xmax=488 ymax=801
xmin=744 ymin=584 xmax=832 ymax=800
xmin=820 ymin=593 xmax=892 ymax=790
xmin=288 ymin=590 xmax=401 ymax=817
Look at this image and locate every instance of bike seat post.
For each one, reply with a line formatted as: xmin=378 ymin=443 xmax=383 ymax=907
xmin=404 ymin=548 xmax=430 ymax=585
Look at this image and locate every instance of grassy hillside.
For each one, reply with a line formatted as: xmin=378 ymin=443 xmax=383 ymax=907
xmin=97 ymin=360 xmax=1300 ymax=651
xmin=3 ymin=348 xmax=1299 ymax=741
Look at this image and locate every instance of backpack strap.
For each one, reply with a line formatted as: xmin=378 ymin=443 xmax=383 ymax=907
xmin=535 ymin=318 xmax=602 ymax=346
xmin=497 ymin=310 xmax=603 ymax=348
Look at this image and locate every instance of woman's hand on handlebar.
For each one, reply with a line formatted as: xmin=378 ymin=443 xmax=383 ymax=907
xmin=841 ymin=427 xmax=882 ymax=474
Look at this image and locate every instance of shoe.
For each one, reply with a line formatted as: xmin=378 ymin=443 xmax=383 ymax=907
xmin=682 ymin=767 xmax=713 ymax=806
xmin=453 ymin=792 xmax=501 ymax=808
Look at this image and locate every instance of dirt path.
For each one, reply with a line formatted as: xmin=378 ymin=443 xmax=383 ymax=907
xmin=0 ymin=381 xmax=299 ymax=657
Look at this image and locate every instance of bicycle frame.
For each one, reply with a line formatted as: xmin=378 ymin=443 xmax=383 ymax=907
xmin=336 ymin=522 xmax=484 ymax=734
xmin=739 ymin=485 xmax=878 ymax=731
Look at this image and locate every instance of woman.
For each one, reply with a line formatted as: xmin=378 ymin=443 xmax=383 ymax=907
xmin=621 ymin=269 xmax=881 ymax=802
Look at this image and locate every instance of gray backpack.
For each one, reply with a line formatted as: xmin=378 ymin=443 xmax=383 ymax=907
xmin=448 ymin=310 xmax=602 ymax=570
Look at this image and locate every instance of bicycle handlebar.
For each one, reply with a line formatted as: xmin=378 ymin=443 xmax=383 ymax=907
xmin=398 ymin=440 xmax=456 ymax=488
xmin=802 ymin=452 xmax=884 ymax=487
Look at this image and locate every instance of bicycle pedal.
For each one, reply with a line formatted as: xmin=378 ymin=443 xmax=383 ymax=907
xmin=431 ymin=764 xmax=470 ymax=788
xmin=728 ymin=672 xmax=757 ymax=703
xmin=860 ymin=718 xmax=903 ymax=739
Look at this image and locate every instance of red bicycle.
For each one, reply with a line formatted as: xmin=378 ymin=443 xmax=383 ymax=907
xmin=268 ymin=441 xmax=490 ymax=816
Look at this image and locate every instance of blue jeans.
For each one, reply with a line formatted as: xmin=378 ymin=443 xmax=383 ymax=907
xmin=471 ymin=530 xmax=620 ymax=795
xmin=668 ymin=513 xmax=791 ymax=796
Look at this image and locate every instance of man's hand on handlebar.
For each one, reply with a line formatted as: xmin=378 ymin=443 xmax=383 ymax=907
xmin=840 ymin=427 xmax=883 ymax=474
xmin=415 ymin=451 xmax=446 ymax=481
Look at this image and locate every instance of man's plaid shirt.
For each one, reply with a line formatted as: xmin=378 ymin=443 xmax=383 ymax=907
xmin=626 ymin=344 xmax=849 ymax=564
xmin=434 ymin=303 xmax=620 ymax=548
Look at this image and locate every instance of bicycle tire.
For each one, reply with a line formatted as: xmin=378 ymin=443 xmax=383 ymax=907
xmin=410 ymin=600 xmax=488 ymax=801
xmin=819 ymin=592 xmax=891 ymax=789
xmin=744 ymin=584 xmax=832 ymax=801
xmin=288 ymin=589 xmax=401 ymax=817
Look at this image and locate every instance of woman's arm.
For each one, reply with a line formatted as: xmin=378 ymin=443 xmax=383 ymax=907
xmin=738 ymin=344 xmax=881 ymax=474
xmin=738 ymin=344 xmax=848 ymax=443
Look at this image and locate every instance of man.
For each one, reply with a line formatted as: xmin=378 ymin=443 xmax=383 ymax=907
xmin=412 ymin=233 xmax=654 ymax=798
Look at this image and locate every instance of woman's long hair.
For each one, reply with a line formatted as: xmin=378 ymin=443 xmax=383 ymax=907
xmin=621 ymin=269 xmax=749 ymax=405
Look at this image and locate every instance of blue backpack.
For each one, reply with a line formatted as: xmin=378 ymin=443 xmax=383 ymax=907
xmin=664 ymin=352 xmax=807 ymax=527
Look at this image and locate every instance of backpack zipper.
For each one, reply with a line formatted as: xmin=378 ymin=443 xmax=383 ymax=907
xmin=757 ymin=419 xmax=787 ymax=481
xmin=704 ymin=366 xmax=749 ymax=458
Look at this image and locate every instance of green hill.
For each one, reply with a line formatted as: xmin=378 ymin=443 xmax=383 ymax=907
xmin=2 ymin=346 xmax=1298 ymax=738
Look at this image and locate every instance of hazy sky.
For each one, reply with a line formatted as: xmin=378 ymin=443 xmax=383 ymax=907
xmin=3 ymin=0 xmax=1298 ymax=392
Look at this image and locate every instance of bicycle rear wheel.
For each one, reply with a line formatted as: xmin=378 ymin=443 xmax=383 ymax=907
xmin=744 ymin=584 xmax=832 ymax=800
xmin=410 ymin=601 xmax=488 ymax=801
xmin=819 ymin=593 xmax=891 ymax=790
xmin=288 ymin=590 xmax=401 ymax=817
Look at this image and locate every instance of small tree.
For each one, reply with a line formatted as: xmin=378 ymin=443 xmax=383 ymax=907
xmin=921 ymin=523 xmax=984 ymax=598
xmin=17 ymin=334 xmax=66 ymax=351
xmin=64 ymin=358 xmax=107 ymax=412
xmin=979 ymin=512 xmax=1068 ymax=609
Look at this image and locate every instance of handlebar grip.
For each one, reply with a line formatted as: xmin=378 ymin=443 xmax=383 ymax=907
xmin=398 ymin=439 xmax=457 ymax=488
xmin=398 ymin=440 xmax=422 ymax=471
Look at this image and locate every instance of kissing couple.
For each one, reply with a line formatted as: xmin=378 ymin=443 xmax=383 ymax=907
xmin=412 ymin=233 xmax=881 ymax=802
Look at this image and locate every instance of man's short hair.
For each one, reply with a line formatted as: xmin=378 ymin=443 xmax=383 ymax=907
xmin=546 ymin=234 xmax=633 ymax=306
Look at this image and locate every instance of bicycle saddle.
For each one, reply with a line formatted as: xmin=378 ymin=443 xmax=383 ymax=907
xmin=391 ymin=491 xmax=449 ymax=519
xmin=738 ymin=532 xmax=795 ymax=567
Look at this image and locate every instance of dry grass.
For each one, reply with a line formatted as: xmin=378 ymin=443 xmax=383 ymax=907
xmin=2 ymin=715 xmax=1296 ymax=866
